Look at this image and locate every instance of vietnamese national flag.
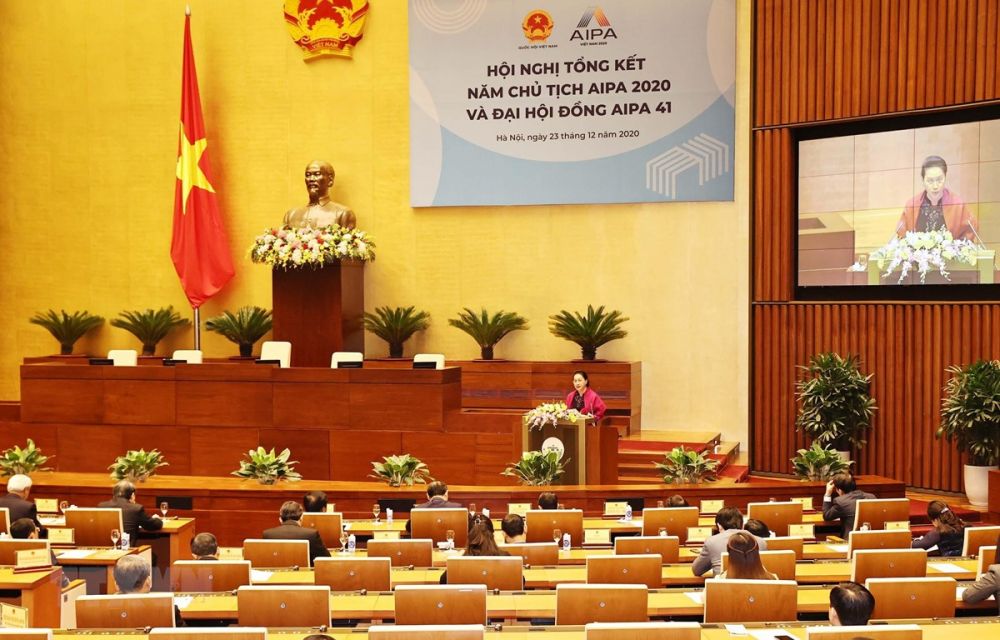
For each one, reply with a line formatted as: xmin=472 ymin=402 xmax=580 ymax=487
xmin=170 ymin=12 xmax=234 ymax=309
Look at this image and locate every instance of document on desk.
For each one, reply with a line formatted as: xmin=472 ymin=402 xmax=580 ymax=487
xmin=174 ymin=596 xmax=194 ymax=609
xmin=825 ymin=544 xmax=849 ymax=553
xmin=931 ymin=562 xmax=965 ymax=573
xmin=750 ymin=631 xmax=800 ymax=640
xmin=250 ymin=569 xmax=274 ymax=582
xmin=57 ymin=549 xmax=96 ymax=559
xmin=684 ymin=591 xmax=705 ymax=604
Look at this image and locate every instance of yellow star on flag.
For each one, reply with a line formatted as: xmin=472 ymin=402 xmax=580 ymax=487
xmin=176 ymin=123 xmax=215 ymax=214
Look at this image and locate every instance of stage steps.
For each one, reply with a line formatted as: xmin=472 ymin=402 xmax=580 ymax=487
xmin=616 ymin=430 xmax=744 ymax=484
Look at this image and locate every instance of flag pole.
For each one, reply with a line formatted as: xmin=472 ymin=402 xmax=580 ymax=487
xmin=194 ymin=307 xmax=201 ymax=350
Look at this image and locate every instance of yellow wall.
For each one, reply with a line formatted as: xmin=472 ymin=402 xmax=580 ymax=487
xmin=0 ymin=1 xmax=751 ymax=443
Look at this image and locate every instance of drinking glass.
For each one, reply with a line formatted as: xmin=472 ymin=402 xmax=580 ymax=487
xmin=469 ymin=503 xmax=477 ymax=515
xmin=339 ymin=531 xmax=349 ymax=553
xmin=59 ymin=501 xmax=69 ymax=514
xmin=372 ymin=503 xmax=381 ymax=523
xmin=656 ymin=500 xmax=664 ymax=508
xmin=160 ymin=501 xmax=169 ymax=518
xmin=110 ymin=529 xmax=121 ymax=549
xmin=658 ymin=527 xmax=668 ymax=537
xmin=552 ymin=528 xmax=562 ymax=544
xmin=446 ymin=529 xmax=456 ymax=549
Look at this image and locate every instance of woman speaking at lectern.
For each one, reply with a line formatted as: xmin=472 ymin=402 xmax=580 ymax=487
xmin=566 ymin=370 xmax=607 ymax=421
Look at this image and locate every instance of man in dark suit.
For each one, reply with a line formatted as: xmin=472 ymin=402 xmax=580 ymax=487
xmin=823 ymin=472 xmax=877 ymax=538
xmin=0 ymin=475 xmax=43 ymax=533
xmin=97 ymin=480 xmax=163 ymax=545
xmin=414 ymin=481 xmax=462 ymax=509
xmin=691 ymin=506 xmax=768 ymax=576
xmin=10 ymin=517 xmax=68 ymax=586
xmin=190 ymin=532 xmax=219 ymax=560
xmin=262 ymin=501 xmax=330 ymax=564
xmin=303 ymin=491 xmax=328 ymax=513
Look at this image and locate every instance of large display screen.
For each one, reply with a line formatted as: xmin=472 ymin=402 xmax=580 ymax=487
xmin=797 ymin=117 xmax=1000 ymax=288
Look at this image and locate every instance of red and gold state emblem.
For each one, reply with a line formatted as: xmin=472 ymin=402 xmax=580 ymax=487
xmin=522 ymin=10 xmax=554 ymax=42
xmin=284 ymin=0 xmax=370 ymax=60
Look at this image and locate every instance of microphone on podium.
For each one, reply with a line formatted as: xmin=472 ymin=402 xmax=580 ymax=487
xmin=967 ymin=220 xmax=987 ymax=249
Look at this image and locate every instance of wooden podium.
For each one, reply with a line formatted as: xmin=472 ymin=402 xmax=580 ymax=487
xmin=522 ymin=417 xmax=618 ymax=485
xmin=271 ymin=260 xmax=365 ymax=367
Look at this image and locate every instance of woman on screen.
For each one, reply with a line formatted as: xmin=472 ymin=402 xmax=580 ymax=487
xmin=896 ymin=155 xmax=979 ymax=242
xmin=566 ymin=370 xmax=607 ymax=421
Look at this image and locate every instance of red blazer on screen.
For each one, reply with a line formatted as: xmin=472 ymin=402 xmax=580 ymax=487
xmin=566 ymin=388 xmax=607 ymax=421
xmin=896 ymin=188 xmax=978 ymax=242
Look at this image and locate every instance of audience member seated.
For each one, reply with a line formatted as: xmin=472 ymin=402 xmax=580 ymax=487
xmin=191 ymin=532 xmax=219 ymax=560
xmin=744 ymin=518 xmax=771 ymax=539
xmin=667 ymin=494 xmax=689 ymax=508
xmin=262 ymin=501 xmax=330 ymax=564
xmin=439 ymin=519 xmax=510 ymax=583
xmin=97 ymin=480 xmax=163 ymax=544
xmin=113 ymin=555 xmax=184 ymax=626
xmin=0 ymin=474 xmax=43 ymax=532
xmin=469 ymin=512 xmax=494 ymax=533
xmin=719 ymin=531 xmax=776 ymax=580
xmin=416 ymin=481 xmax=463 ymax=509
xmin=538 ymin=492 xmax=558 ymax=510
xmin=828 ymin=581 xmax=875 ymax=626
xmin=10 ymin=518 xmax=68 ymax=585
xmin=961 ymin=531 xmax=1000 ymax=612
xmin=502 ymin=514 xmax=526 ymax=543
xmin=823 ymin=473 xmax=876 ymax=538
xmin=303 ymin=491 xmax=327 ymax=513
xmin=692 ymin=507 xmax=767 ymax=577
xmin=911 ymin=500 xmax=965 ymax=556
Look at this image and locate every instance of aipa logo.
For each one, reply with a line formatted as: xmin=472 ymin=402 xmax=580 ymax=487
xmin=571 ymin=6 xmax=617 ymax=42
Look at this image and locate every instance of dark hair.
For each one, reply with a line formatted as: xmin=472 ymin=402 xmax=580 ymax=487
xmin=744 ymin=518 xmax=771 ymax=539
xmin=667 ymin=495 xmax=689 ymax=508
xmin=927 ymin=500 xmax=965 ymax=535
xmin=279 ymin=501 xmax=304 ymax=522
xmin=920 ymin=155 xmax=948 ymax=178
xmin=10 ymin=517 xmax=37 ymax=539
xmin=501 ymin=514 xmax=525 ymax=538
xmin=190 ymin=532 xmax=218 ymax=557
xmin=572 ymin=370 xmax=590 ymax=385
xmin=112 ymin=480 xmax=136 ymax=500
xmin=537 ymin=492 xmax=558 ymax=510
xmin=715 ymin=506 xmax=743 ymax=531
xmin=830 ymin=582 xmax=875 ymax=626
xmin=466 ymin=521 xmax=506 ymax=557
xmin=469 ymin=512 xmax=494 ymax=533
xmin=303 ymin=491 xmax=328 ymax=513
xmin=725 ymin=531 xmax=773 ymax=580
xmin=426 ymin=481 xmax=448 ymax=498
xmin=832 ymin=473 xmax=857 ymax=494
xmin=303 ymin=635 xmax=335 ymax=640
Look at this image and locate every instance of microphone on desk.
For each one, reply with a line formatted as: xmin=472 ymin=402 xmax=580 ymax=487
xmin=967 ymin=220 xmax=987 ymax=249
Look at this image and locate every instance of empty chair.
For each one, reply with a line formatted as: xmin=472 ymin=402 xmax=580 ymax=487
xmin=236 ymin=585 xmax=331 ymax=627
xmin=0 ymin=508 xmax=9 ymax=535
xmin=314 ymin=557 xmax=391 ymax=591
xmin=556 ymin=584 xmax=648 ymax=625
xmin=805 ymin=625 xmax=922 ymax=640
xmin=369 ymin=625 xmax=484 ymax=640
xmin=850 ymin=549 xmax=927 ymax=584
xmin=394 ymin=585 xmax=486 ymax=625
xmin=764 ymin=536 xmax=805 ymax=559
xmin=411 ymin=509 xmax=470 ymax=548
xmin=242 ymin=539 xmax=310 ymax=568
xmin=703 ymin=578 xmax=798 ymax=623
xmin=587 ymin=554 xmax=662 ymax=589
xmin=720 ymin=550 xmax=797 ymax=580
xmin=962 ymin=526 xmax=1000 ymax=557
xmin=171 ymin=349 xmax=202 ymax=364
xmin=150 ymin=629 xmax=268 ymax=640
xmin=367 ymin=539 xmax=434 ymax=567
xmin=0 ymin=538 xmax=47 ymax=564
xmin=847 ymin=530 xmax=912 ymax=557
xmin=76 ymin=593 xmax=175 ymax=628
xmin=330 ymin=351 xmax=364 ymax=368
xmin=586 ymin=622 xmax=702 ymax=640
xmin=747 ymin=501 xmax=804 ymax=536
xmin=446 ymin=556 xmax=523 ymax=590
xmin=864 ymin=577 xmax=957 ymax=619
xmin=640 ymin=507 xmax=699 ymax=543
xmin=300 ymin=512 xmax=343 ymax=549
xmin=259 ymin=341 xmax=291 ymax=368
xmin=978 ymin=545 xmax=997 ymax=574
xmin=853 ymin=499 xmax=910 ymax=531
xmin=64 ymin=508 xmax=124 ymax=547
xmin=526 ymin=509 xmax=584 ymax=545
xmin=413 ymin=353 xmax=445 ymax=369
xmin=614 ymin=536 xmax=680 ymax=563
xmin=500 ymin=542 xmax=559 ymax=566
xmin=170 ymin=560 xmax=252 ymax=592
xmin=107 ymin=350 xmax=138 ymax=367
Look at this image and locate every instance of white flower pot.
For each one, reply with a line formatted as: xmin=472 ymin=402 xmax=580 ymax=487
xmin=963 ymin=464 xmax=998 ymax=507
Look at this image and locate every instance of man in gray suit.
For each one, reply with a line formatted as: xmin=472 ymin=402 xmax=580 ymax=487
xmin=691 ymin=507 xmax=768 ymax=576
xmin=822 ymin=473 xmax=876 ymax=538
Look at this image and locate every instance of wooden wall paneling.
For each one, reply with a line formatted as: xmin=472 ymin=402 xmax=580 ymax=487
xmin=259 ymin=428 xmax=331 ymax=481
xmin=401 ymin=432 xmax=476 ymax=482
xmin=176 ymin=381 xmax=273 ymax=427
xmin=103 ymin=379 xmax=176 ymax=425
xmin=20 ymin=376 xmax=103 ymax=424
xmin=329 ymin=430 xmax=402 ymax=481
xmin=121 ymin=426 xmax=192 ymax=476
xmin=272 ymin=381 xmax=351 ymax=429
xmin=56 ymin=424 xmax=124 ymax=473
xmin=473 ymin=433 xmax=518 ymax=486
xmin=349 ymin=383 xmax=443 ymax=431
xmin=0 ymin=421 xmax=57 ymax=459
xmin=189 ymin=427 xmax=260 ymax=477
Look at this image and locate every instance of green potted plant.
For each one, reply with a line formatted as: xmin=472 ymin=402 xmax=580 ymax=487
xmin=654 ymin=447 xmax=719 ymax=484
xmin=370 ymin=454 xmax=432 ymax=486
xmin=205 ymin=306 xmax=273 ymax=357
xmin=109 ymin=449 xmax=169 ymax=482
xmin=0 ymin=439 xmax=53 ymax=476
xmin=938 ymin=359 xmax=1000 ymax=506
xmin=29 ymin=310 xmax=104 ymax=355
xmin=363 ymin=306 xmax=431 ymax=358
xmin=111 ymin=307 xmax=190 ymax=356
xmin=790 ymin=442 xmax=853 ymax=481
xmin=795 ymin=352 xmax=877 ymax=460
xmin=232 ymin=447 xmax=302 ymax=485
xmin=549 ymin=304 xmax=628 ymax=360
xmin=448 ymin=307 xmax=528 ymax=360
xmin=502 ymin=450 xmax=567 ymax=486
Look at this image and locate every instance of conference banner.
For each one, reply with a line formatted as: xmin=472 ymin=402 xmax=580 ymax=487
xmin=409 ymin=0 xmax=735 ymax=207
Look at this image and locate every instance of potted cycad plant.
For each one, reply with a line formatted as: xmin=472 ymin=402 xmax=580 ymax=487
xmin=29 ymin=310 xmax=104 ymax=355
xmin=938 ymin=359 xmax=1000 ymax=506
xmin=205 ymin=306 xmax=273 ymax=357
xmin=109 ymin=449 xmax=169 ymax=482
xmin=363 ymin=306 xmax=431 ymax=358
xmin=791 ymin=442 xmax=853 ymax=481
xmin=111 ymin=307 xmax=190 ymax=356
xmin=448 ymin=307 xmax=528 ymax=360
xmin=795 ymin=352 xmax=877 ymax=461
xmin=232 ymin=447 xmax=302 ymax=485
xmin=654 ymin=447 xmax=719 ymax=484
xmin=502 ymin=450 xmax=567 ymax=485
xmin=370 ymin=454 xmax=432 ymax=486
xmin=0 ymin=439 xmax=53 ymax=476
xmin=549 ymin=305 xmax=628 ymax=360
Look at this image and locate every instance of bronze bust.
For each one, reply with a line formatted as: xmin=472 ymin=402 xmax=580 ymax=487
xmin=283 ymin=160 xmax=357 ymax=229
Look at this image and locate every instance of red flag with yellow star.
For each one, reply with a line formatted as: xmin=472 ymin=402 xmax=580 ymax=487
xmin=171 ymin=12 xmax=234 ymax=309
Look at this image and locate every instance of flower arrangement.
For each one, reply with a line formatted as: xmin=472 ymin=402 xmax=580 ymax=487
xmin=864 ymin=230 xmax=978 ymax=284
xmin=523 ymin=401 xmax=586 ymax=430
xmin=250 ymin=225 xmax=375 ymax=269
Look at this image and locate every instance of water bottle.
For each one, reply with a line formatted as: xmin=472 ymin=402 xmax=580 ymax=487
xmin=624 ymin=503 xmax=633 ymax=521
xmin=386 ymin=508 xmax=393 ymax=524
xmin=347 ymin=534 xmax=356 ymax=553
xmin=562 ymin=532 xmax=571 ymax=551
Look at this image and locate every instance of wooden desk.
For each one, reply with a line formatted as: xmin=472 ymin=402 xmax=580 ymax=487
xmin=0 ymin=566 xmax=63 ymax=627
xmin=53 ymin=546 xmax=149 ymax=594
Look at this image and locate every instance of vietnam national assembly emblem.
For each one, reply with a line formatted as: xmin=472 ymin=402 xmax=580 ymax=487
xmin=283 ymin=0 xmax=370 ymax=60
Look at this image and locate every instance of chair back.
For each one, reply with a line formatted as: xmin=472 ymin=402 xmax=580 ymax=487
xmin=330 ymin=352 xmax=364 ymax=368
xmin=64 ymin=508 xmax=124 ymax=547
xmin=764 ymin=536 xmax=805 ymax=559
xmin=640 ymin=508 xmax=699 ymax=542
xmin=314 ymin=556 xmax=392 ymax=591
xmin=0 ymin=539 xmax=48 ymax=565
xmin=805 ymin=625 xmax=922 ymax=640
xmin=411 ymin=508 xmax=469 ymax=547
xmin=108 ymin=350 xmax=138 ymax=366
xmin=847 ymin=530 xmax=912 ymax=557
xmin=413 ymin=353 xmax=445 ymax=369
xmin=864 ymin=577 xmax=957 ymax=619
xmin=962 ymin=525 xmax=1000 ymax=556
xmin=499 ymin=542 xmax=559 ymax=566
xmin=150 ymin=629 xmax=268 ymax=640
xmin=720 ymin=549 xmax=796 ymax=580
xmin=746 ymin=501 xmax=804 ymax=536
xmin=236 ymin=585 xmax=331 ymax=627
xmin=170 ymin=560 xmax=251 ymax=592
xmin=242 ymin=539 xmax=310 ymax=568
xmin=850 ymin=549 xmax=927 ymax=584
xmin=585 ymin=622 xmax=701 ymax=640
xmin=853 ymin=499 xmax=910 ymax=531
xmin=525 ymin=509 xmax=584 ymax=545
xmin=978 ymin=545 xmax=997 ymax=574
xmin=368 ymin=625 xmax=485 ymax=640
xmin=0 ymin=508 xmax=9 ymax=535
xmin=368 ymin=538 xmax=434 ymax=567
xmin=555 ymin=584 xmax=648 ymax=625
xmin=703 ymin=578 xmax=798 ymax=622
xmin=300 ymin=512 xmax=343 ymax=548
xmin=586 ymin=554 xmax=662 ymax=589
xmin=76 ymin=593 xmax=176 ymax=628
xmin=394 ymin=585 xmax=487 ymax=625
xmin=614 ymin=536 xmax=680 ymax=563
xmin=260 ymin=341 xmax=291 ymax=368
xmin=446 ymin=555 xmax=523 ymax=591
xmin=0 ymin=631 xmax=53 ymax=640
xmin=171 ymin=349 xmax=203 ymax=364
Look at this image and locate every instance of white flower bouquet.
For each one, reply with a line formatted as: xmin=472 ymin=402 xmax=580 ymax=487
xmin=524 ymin=401 xmax=586 ymax=431
xmin=867 ymin=230 xmax=978 ymax=284
xmin=250 ymin=225 xmax=376 ymax=269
